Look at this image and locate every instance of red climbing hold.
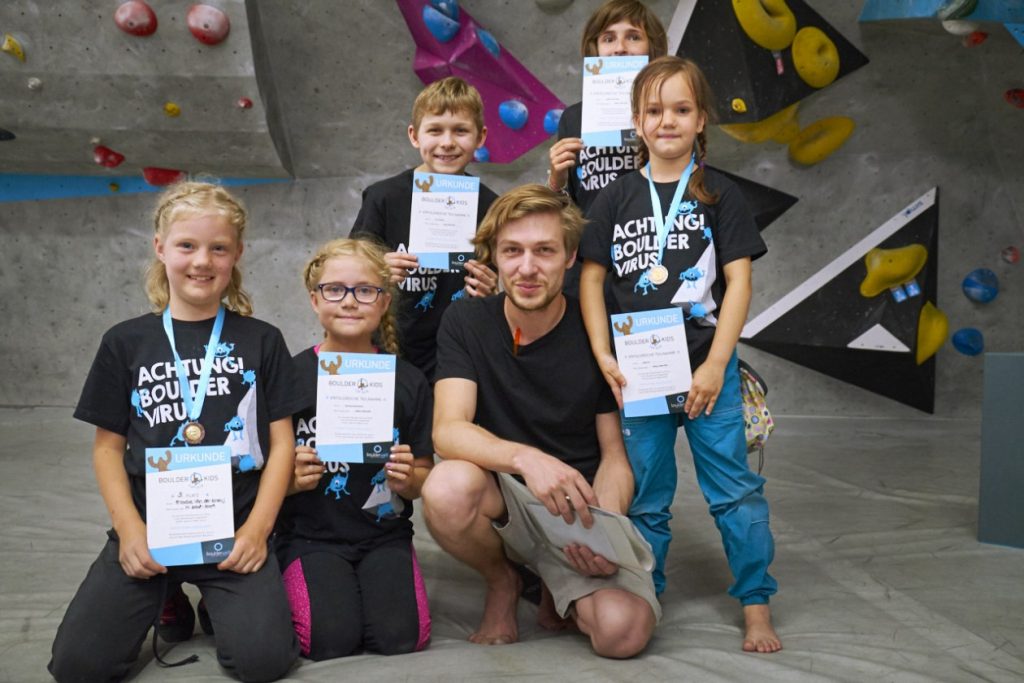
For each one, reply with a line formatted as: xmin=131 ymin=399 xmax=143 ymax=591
xmin=237 ymin=97 xmax=253 ymax=109
xmin=114 ymin=1 xmax=158 ymax=37
xmin=961 ymin=30 xmax=987 ymax=47
xmin=1005 ymin=88 xmax=1024 ymax=109
xmin=143 ymin=167 xmax=186 ymax=186
xmin=187 ymin=5 xmax=231 ymax=45
xmin=93 ymin=145 xmax=125 ymax=168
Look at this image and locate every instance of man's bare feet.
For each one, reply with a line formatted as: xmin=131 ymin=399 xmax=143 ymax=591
xmin=469 ymin=563 xmax=521 ymax=645
xmin=536 ymin=583 xmax=575 ymax=632
xmin=742 ymin=604 xmax=782 ymax=653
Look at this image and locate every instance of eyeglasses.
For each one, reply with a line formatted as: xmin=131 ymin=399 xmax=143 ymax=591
xmin=317 ymin=283 xmax=384 ymax=304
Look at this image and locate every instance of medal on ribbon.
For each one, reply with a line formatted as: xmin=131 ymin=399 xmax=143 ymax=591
xmin=162 ymin=306 xmax=226 ymax=448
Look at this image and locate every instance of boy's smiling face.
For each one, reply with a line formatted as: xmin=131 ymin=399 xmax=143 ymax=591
xmin=408 ymin=108 xmax=486 ymax=175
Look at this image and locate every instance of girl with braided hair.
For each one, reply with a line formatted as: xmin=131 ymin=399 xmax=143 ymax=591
xmin=578 ymin=56 xmax=782 ymax=653
xmin=274 ymin=237 xmax=434 ymax=661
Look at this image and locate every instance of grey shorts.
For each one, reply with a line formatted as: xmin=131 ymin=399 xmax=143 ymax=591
xmin=494 ymin=473 xmax=661 ymax=622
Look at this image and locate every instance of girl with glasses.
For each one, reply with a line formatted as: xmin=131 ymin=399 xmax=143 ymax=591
xmin=274 ymin=237 xmax=434 ymax=661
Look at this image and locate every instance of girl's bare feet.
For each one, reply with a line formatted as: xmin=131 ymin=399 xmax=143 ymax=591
xmin=742 ymin=604 xmax=782 ymax=653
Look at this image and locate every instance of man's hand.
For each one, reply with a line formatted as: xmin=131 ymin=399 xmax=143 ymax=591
xmin=384 ymin=251 xmax=420 ymax=285
xmin=117 ymin=518 xmax=166 ymax=579
xmin=515 ymin=448 xmax=598 ymax=528
xmin=564 ymin=542 xmax=618 ymax=577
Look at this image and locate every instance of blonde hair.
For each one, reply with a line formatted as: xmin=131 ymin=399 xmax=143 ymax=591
xmin=581 ymin=0 xmax=667 ymax=58
xmin=145 ymin=181 xmax=253 ymax=315
xmin=473 ymin=184 xmax=585 ymax=265
xmin=631 ymin=56 xmax=719 ymax=205
xmin=302 ymin=238 xmax=401 ymax=355
xmin=411 ymin=77 xmax=485 ymax=134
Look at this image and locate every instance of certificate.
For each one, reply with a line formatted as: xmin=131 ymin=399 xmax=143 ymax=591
xmin=145 ymin=445 xmax=234 ymax=566
xmin=581 ymin=55 xmax=647 ymax=147
xmin=408 ymin=171 xmax=480 ymax=270
xmin=611 ymin=307 xmax=691 ymax=417
xmin=315 ymin=352 xmax=396 ymax=464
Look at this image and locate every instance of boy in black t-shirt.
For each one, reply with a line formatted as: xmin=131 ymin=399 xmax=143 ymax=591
xmin=352 ymin=77 xmax=499 ymax=381
xmin=423 ymin=185 xmax=659 ymax=659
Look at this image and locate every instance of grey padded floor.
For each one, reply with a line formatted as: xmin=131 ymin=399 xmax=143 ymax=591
xmin=3 ymin=408 xmax=1022 ymax=682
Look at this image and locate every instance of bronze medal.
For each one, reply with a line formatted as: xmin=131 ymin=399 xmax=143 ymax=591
xmin=183 ymin=421 xmax=205 ymax=445
xmin=648 ymin=264 xmax=669 ymax=285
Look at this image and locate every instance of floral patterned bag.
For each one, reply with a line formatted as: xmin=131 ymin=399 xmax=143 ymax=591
xmin=738 ymin=359 xmax=773 ymax=474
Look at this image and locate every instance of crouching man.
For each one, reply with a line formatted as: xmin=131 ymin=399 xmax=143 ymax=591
xmin=422 ymin=185 xmax=658 ymax=658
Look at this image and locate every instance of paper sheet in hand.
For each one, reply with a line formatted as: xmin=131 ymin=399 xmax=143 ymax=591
xmin=581 ymin=55 xmax=647 ymax=147
xmin=408 ymin=171 xmax=480 ymax=270
xmin=612 ymin=307 xmax=691 ymax=417
xmin=525 ymin=502 xmax=654 ymax=574
xmin=315 ymin=352 xmax=395 ymax=464
xmin=145 ymin=445 xmax=234 ymax=566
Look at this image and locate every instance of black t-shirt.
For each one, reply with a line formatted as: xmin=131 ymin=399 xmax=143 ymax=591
xmin=74 ymin=311 xmax=301 ymax=524
xmin=434 ymin=294 xmax=617 ymax=483
xmin=558 ymin=102 xmax=642 ymax=215
xmin=580 ymin=168 xmax=767 ymax=368
xmin=351 ymin=167 xmax=499 ymax=382
xmin=557 ymin=102 xmax=641 ymax=299
xmin=275 ymin=347 xmax=433 ymax=555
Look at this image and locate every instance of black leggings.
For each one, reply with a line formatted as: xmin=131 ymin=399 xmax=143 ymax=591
xmin=49 ymin=536 xmax=297 ymax=682
xmin=280 ymin=536 xmax=430 ymax=660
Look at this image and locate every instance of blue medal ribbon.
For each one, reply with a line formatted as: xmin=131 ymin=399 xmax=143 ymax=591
xmin=645 ymin=155 xmax=696 ymax=270
xmin=162 ymin=306 xmax=225 ymax=435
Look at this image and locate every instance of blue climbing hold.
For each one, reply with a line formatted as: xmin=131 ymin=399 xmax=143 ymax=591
xmin=423 ymin=5 xmax=460 ymax=43
xmin=476 ymin=27 xmax=500 ymax=57
xmin=473 ymin=146 xmax=490 ymax=163
xmin=430 ymin=0 xmax=459 ymax=21
xmin=499 ymin=100 xmax=528 ymax=130
xmin=962 ymin=267 xmax=999 ymax=303
xmin=0 ymin=128 xmax=14 ymax=141
xmin=543 ymin=108 xmax=564 ymax=135
xmin=951 ymin=327 xmax=984 ymax=356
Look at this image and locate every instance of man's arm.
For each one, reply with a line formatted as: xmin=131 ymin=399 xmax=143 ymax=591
xmin=590 ymin=410 xmax=633 ymax=515
xmin=433 ymin=377 xmax=598 ymax=525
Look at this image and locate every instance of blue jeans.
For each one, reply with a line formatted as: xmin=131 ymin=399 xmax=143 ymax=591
xmin=621 ymin=353 xmax=777 ymax=604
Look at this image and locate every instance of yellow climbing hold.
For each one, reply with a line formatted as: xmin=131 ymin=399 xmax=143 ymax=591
xmin=1 ymin=33 xmax=26 ymax=62
xmin=788 ymin=116 xmax=855 ymax=165
xmin=109 ymin=182 xmax=121 ymax=193
xmin=731 ymin=98 xmax=747 ymax=113
xmin=859 ymin=244 xmax=928 ymax=298
xmin=721 ymin=103 xmax=799 ymax=143
xmin=163 ymin=102 xmax=181 ymax=117
xmin=792 ymin=26 xmax=840 ymax=89
xmin=732 ymin=0 xmax=796 ymax=51
xmin=916 ymin=301 xmax=948 ymax=365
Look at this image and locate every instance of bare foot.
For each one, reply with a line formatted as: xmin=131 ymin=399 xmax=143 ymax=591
xmin=536 ymin=583 xmax=575 ymax=632
xmin=742 ymin=604 xmax=782 ymax=653
xmin=469 ymin=564 xmax=521 ymax=645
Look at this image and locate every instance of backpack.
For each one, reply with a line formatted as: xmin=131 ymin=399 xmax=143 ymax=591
xmin=738 ymin=359 xmax=773 ymax=474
